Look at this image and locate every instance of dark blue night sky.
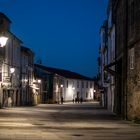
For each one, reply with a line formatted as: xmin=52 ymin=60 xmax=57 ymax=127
xmin=0 ymin=0 xmax=108 ymax=78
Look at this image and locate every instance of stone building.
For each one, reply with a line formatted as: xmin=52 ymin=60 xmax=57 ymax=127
xmin=104 ymin=0 xmax=140 ymax=120
xmin=35 ymin=64 xmax=95 ymax=104
xmin=0 ymin=12 xmax=22 ymax=107
xmin=126 ymin=0 xmax=140 ymax=120
xmin=20 ymin=46 xmax=34 ymax=105
xmin=98 ymin=20 xmax=108 ymax=108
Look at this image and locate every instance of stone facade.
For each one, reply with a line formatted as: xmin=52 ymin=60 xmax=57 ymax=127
xmin=127 ymin=0 xmax=140 ymax=120
xmin=111 ymin=0 xmax=140 ymax=119
xmin=99 ymin=0 xmax=140 ymax=120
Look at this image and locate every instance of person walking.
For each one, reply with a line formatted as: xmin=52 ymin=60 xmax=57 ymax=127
xmin=61 ymin=96 xmax=63 ymax=104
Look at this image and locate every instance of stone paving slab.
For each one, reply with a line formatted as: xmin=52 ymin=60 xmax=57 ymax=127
xmin=0 ymin=103 xmax=140 ymax=140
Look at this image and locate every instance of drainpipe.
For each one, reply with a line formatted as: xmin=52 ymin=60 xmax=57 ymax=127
xmin=124 ymin=0 xmax=128 ymax=120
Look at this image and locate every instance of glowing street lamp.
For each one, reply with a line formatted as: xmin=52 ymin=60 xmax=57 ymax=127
xmin=38 ymin=79 xmax=41 ymax=83
xmin=0 ymin=36 xmax=8 ymax=47
xmin=60 ymin=84 xmax=63 ymax=88
xmin=10 ymin=68 xmax=15 ymax=74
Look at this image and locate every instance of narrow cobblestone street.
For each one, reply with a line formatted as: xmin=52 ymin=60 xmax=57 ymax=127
xmin=0 ymin=102 xmax=140 ymax=140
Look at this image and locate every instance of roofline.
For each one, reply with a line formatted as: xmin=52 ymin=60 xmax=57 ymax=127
xmin=34 ymin=64 xmax=94 ymax=81
xmin=0 ymin=12 xmax=12 ymax=23
xmin=21 ymin=46 xmax=34 ymax=55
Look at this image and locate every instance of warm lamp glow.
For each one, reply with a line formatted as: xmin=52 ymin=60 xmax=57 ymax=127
xmin=38 ymin=79 xmax=41 ymax=83
xmin=10 ymin=68 xmax=15 ymax=73
xmin=0 ymin=36 xmax=8 ymax=47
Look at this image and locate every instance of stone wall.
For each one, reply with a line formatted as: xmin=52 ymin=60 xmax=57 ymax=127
xmin=127 ymin=41 xmax=140 ymax=119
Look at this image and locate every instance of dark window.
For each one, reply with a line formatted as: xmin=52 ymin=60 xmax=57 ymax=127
xmin=90 ymin=82 xmax=92 ymax=88
xmin=77 ymin=81 xmax=79 ymax=88
xmin=67 ymin=80 xmax=68 ymax=88
xmin=82 ymin=82 xmax=84 ymax=88
xmin=130 ymin=1 xmax=135 ymax=34
xmin=86 ymin=92 xmax=88 ymax=98
xmin=0 ymin=19 xmax=4 ymax=24
xmin=86 ymin=82 xmax=88 ymax=88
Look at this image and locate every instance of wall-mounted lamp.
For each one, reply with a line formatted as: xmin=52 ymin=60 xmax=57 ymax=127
xmin=10 ymin=68 xmax=15 ymax=74
xmin=0 ymin=36 xmax=8 ymax=47
xmin=38 ymin=79 xmax=41 ymax=83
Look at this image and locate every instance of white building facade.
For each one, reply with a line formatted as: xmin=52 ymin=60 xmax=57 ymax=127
xmin=35 ymin=64 xmax=95 ymax=104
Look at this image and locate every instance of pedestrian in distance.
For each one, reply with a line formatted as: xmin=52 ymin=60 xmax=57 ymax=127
xmin=72 ymin=98 xmax=74 ymax=103
xmin=61 ymin=96 xmax=63 ymax=104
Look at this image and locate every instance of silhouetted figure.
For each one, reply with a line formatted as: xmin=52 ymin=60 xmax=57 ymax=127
xmin=75 ymin=98 xmax=77 ymax=103
xmin=72 ymin=99 xmax=74 ymax=103
xmin=61 ymin=97 xmax=63 ymax=104
xmin=77 ymin=97 xmax=80 ymax=103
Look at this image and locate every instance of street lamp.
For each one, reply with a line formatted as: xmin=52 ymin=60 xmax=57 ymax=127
xmin=10 ymin=68 xmax=15 ymax=74
xmin=0 ymin=36 xmax=8 ymax=47
xmin=38 ymin=79 xmax=41 ymax=83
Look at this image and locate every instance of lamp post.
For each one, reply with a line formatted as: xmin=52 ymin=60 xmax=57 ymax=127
xmin=38 ymin=79 xmax=41 ymax=104
xmin=60 ymin=84 xmax=63 ymax=104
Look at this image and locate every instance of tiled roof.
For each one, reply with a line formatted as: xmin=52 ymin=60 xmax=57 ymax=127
xmin=35 ymin=64 xmax=93 ymax=81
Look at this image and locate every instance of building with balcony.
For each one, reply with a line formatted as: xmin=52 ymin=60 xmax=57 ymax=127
xmin=0 ymin=12 xmax=22 ymax=107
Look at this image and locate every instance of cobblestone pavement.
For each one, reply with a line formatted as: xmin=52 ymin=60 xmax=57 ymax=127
xmin=0 ymin=102 xmax=140 ymax=140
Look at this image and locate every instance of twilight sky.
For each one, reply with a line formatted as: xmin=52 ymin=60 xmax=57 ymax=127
xmin=0 ymin=0 xmax=108 ymax=78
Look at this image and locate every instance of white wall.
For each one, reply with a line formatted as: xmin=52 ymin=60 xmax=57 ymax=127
xmin=63 ymin=78 xmax=94 ymax=102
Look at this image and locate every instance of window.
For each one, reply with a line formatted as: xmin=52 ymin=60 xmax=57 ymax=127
xmin=67 ymin=80 xmax=68 ymax=88
xmin=86 ymin=82 xmax=88 ymax=88
xmin=129 ymin=48 xmax=135 ymax=69
xmin=82 ymin=81 xmax=84 ymax=88
xmin=86 ymin=92 xmax=88 ymax=98
xmin=130 ymin=1 xmax=135 ymax=35
xmin=90 ymin=82 xmax=92 ymax=88
xmin=77 ymin=81 xmax=79 ymax=88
